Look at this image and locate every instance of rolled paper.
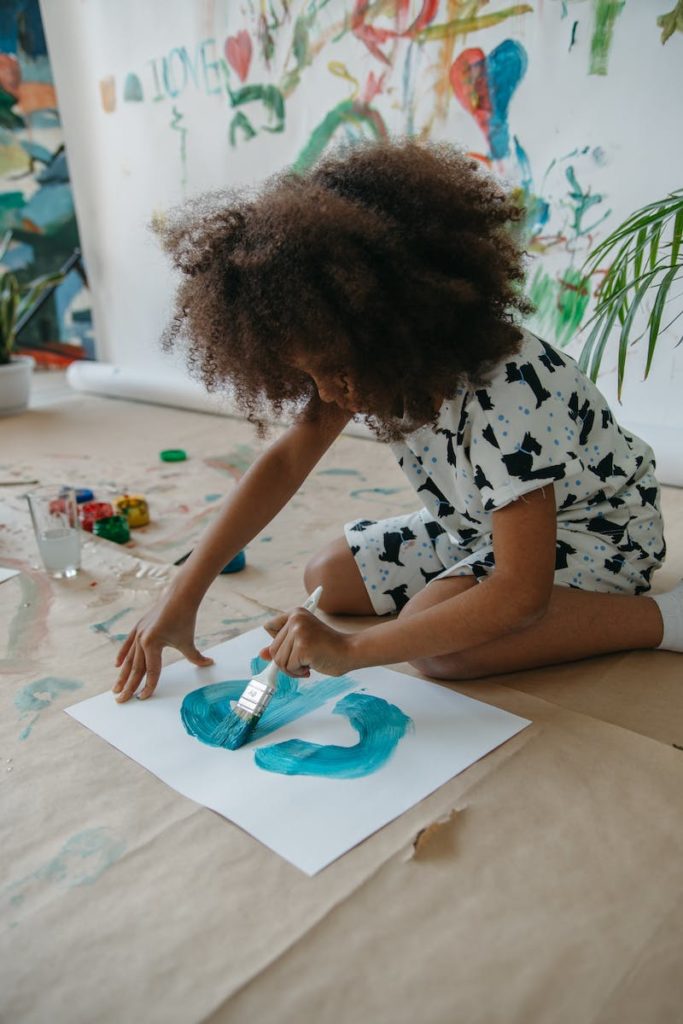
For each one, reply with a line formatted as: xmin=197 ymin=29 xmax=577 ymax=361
xmin=80 ymin=501 xmax=114 ymax=532
xmin=220 ymin=549 xmax=246 ymax=574
xmin=115 ymin=494 xmax=150 ymax=528
xmin=93 ymin=515 xmax=130 ymax=544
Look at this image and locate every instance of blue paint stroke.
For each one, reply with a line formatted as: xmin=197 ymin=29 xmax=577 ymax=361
xmin=350 ymin=487 xmax=405 ymax=499
xmin=181 ymin=656 xmax=358 ymax=748
xmin=486 ymin=39 xmax=528 ymax=160
xmin=90 ymin=607 xmax=133 ymax=635
xmin=255 ymin=693 xmax=413 ymax=779
xmin=316 ymin=468 xmax=364 ymax=477
xmin=15 ymin=676 xmax=83 ymax=739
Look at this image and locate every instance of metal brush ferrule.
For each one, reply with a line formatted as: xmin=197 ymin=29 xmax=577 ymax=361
xmin=236 ymin=678 xmax=275 ymax=717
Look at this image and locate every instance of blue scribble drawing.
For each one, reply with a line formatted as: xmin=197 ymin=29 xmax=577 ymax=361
xmin=90 ymin=606 xmax=133 ymax=644
xmin=255 ymin=692 xmax=413 ymax=779
xmin=181 ymin=658 xmax=413 ymax=779
xmin=15 ymin=676 xmax=83 ymax=739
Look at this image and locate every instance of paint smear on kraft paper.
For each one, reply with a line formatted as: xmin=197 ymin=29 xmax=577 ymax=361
xmin=15 ymin=676 xmax=84 ymax=739
xmin=181 ymin=657 xmax=358 ymax=747
xmin=255 ymin=692 xmax=413 ymax=779
xmin=1 ymin=566 xmax=53 ymax=675
xmin=450 ymin=39 xmax=527 ymax=160
xmin=3 ymin=828 xmax=126 ymax=924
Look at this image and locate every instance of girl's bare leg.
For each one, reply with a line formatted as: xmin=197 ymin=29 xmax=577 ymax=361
xmin=401 ymin=577 xmax=665 ymax=680
xmin=304 ymin=537 xmax=375 ymax=615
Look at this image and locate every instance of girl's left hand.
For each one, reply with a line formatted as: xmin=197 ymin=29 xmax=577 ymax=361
xmin=260 ymin=608 xmax=355 ymax=678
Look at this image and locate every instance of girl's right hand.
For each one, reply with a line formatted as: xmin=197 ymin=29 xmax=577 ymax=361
xmin=112 ymin=600 xmax=214 ymax=703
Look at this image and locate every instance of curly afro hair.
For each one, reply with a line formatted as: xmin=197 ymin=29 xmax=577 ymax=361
xmin=155 ymin=139 xmax=532 ymax=439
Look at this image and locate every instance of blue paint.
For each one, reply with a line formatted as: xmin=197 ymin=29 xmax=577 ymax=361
xmin=181 ymin=657 xmax=358 ymax=748
xmin=3 ymin=828 xmax=125 ymax=922
xmin=90 ymin=607 xmax=133 ymax=635
xmin=204 ymin=493 xmax=222 ymax=502
xmin=316 ymin=468 xmax=364 ymax=477
xmin=15 ymin=676 xmax=83 ymax=739
xmin=255 ymin=693 xmax=413 ymax=779
xmin=486 ymin=39 xmax=528 ymax=160
xmin=350 ymin=487 xmax=405 ymax=499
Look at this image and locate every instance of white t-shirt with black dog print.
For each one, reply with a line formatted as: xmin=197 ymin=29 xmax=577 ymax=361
xmin=345 ymin=329 xmax=665 ymax=616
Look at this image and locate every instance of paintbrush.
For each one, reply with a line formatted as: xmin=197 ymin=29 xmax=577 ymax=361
xmin=211 ymin=585 xmax=324 ymax=751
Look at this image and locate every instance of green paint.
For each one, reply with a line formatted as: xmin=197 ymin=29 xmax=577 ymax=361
xmin=3 ymin=829 xmax=126 ymax=920
xmin=294 ymin=100 xmax=387 ymax=173
xmin=228 ymin=83 xmax=285 ymax=146
xmin=15 ymin=676 xmax=83 ymax=739
xmin=170 ymin=105 xmax=188 ymax=189
xmin=417 ymin=5 xmax=533 ymax=42
xmin=589 ymin=0 xmax=626 ymax=76
xmin=527 ymin=265 xmax=591 ymax=348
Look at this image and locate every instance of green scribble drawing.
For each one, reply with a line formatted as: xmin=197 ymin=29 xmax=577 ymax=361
xmin=658 ymin=0 xmax=683 ymax=43
xmin=15 ymin=676 xmax=83 ymax=739
xmin=417 ymin=4 xmax=534 ymax=42
xmin=528 ymin=265 xmax=591 ymax=349
xmin=227 ymin=82 xmax=286 ymax=145
xmin=294 ymin=99 xmax=387 ymax=172
xmin=589 ymin=0 xmax=626 ymax=75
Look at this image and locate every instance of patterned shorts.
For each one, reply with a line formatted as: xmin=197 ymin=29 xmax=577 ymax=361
xmin=344 ymin=498 xmax=665 ymax=616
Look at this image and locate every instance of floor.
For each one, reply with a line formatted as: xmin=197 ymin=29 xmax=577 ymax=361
xmin=2 ymin=374 xmax=683 ymax=1023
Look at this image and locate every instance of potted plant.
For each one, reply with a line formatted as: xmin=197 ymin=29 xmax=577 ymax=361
xmin=0 ymin=232 xmax=64 ymax=415
xmin=578 ymin=188 xmax=683 ymax=397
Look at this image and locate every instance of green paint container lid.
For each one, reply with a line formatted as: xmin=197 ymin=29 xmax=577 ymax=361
xmin=160 ymin=449 xmax=188 ymax=462
xmin=93 ymin=514 xmax=131 ymax=545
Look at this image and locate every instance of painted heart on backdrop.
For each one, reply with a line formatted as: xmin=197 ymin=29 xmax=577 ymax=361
xmin=450 ymin=39 xmax=528 ymax=161
xmin=225 ymin=30 xmax=252 ymax=83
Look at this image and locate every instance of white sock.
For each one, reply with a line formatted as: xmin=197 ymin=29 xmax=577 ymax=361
xmin=651 ymin=582 xmax=683 ymax=652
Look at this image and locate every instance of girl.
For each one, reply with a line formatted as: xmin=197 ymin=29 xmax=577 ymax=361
xmin=114 ymin=141 xmax=681 ymax=701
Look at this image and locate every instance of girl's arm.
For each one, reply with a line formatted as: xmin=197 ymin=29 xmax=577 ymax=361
xmin=266 ymin=486 xmax=557 ymax=675
xmin=351 ymin=485 xmax=556 ymax=666
xmin=114 ymin=399 xmax=351 ymax=701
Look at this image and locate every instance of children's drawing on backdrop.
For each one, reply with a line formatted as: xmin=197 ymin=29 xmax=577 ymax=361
xmin=67 ymin=627 xmax=530 ymax=874
xmin=0 ymin=0 xmax=93 ymax=361
xmin=96 ymin=0 xmax=678 ymax=364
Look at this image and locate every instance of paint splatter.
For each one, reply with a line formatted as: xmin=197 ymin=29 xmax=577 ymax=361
xmin=255 ymin=692 xmax=413 ymax=779
xmin=0 ymin=566 xmax=53 ymax=675
xmin=350 ymin=487 xmax=405 ymax=499
xmin=15 ymin=676 xmax=83 ymax=739
xmin=316 ymin=468 xmax=365 ymax=477
xmin=181 ymin=657 xmax=358 ymax=747
xmin=90 ymin=606 xmax=133 ymax=636
xmin=3 ymin=828 xmax=125 ymax=923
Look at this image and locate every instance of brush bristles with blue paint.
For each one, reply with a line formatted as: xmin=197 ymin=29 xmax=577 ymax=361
xmin=212 ymin=585 xmax=323 ymax=750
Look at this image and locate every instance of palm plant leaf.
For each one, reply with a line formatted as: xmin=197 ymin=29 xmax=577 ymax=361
xmin=580 ymin=188 xmax=683 ymax=394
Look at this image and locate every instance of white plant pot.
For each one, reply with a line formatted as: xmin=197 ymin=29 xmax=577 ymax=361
xmin=0 ymin=355 xmax=36 ymax=415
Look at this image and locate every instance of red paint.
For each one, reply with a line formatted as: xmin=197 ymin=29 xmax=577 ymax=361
xmin=450 ymin=49 xmax=492 ymax=142
xmin=225 ymin=30 xmax=252 ymax=82
xmin=351 ymin=0 xmax=439 ymax=63
xmin=80 ymin=501 xmax=114 ymax=532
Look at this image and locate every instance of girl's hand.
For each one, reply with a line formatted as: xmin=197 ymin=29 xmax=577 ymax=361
xmin=261 ymin=608 xmax=355 ymax=678
xmin=113 ymin=600 xmax=214 ymax=703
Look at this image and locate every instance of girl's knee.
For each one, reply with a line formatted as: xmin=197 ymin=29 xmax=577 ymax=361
xmin=303 ymin=537 xmax=372 ymax=615
xmin=409 ymin=652 xmax=483 ymax=681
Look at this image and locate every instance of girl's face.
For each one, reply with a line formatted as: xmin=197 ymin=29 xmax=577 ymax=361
xmin=289 ymin=351 xmax=364 ymax=413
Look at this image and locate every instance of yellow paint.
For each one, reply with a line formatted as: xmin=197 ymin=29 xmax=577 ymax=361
xmin=115 ymin=494 xmax=150 ymax=528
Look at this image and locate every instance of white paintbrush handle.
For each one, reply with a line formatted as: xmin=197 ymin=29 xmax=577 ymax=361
xmin=302 ymin=585 xmax=323 ymax=614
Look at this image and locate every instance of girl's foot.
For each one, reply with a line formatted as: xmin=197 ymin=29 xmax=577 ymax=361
xmin=651 ymin=582 xmax=683 ymax=652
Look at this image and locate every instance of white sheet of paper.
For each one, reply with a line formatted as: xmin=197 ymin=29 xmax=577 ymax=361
xmin=0 ymin=566 xmax=20 ymax=584
xmin=66 ymin=628 xmax=531 ymax=874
